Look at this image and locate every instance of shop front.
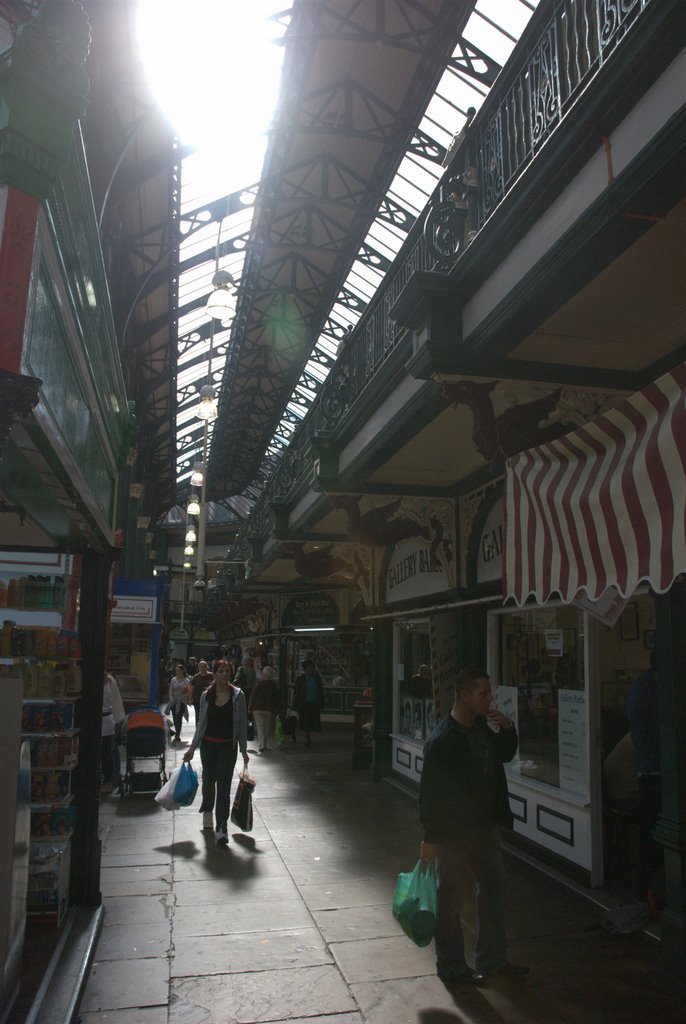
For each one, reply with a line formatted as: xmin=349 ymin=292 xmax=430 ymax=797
xmin=501 ymin=364 xmax=686 ymax=952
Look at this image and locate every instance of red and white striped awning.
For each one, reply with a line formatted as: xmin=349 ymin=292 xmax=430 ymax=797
xmin=504 ymin=363 xmax=686 ymax=606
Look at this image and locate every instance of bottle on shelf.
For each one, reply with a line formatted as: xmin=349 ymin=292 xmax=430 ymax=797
xmin=1 ymin=620 xmax=14 ymax=657
xmin=51 ymin=576 xmax=65 ymax=609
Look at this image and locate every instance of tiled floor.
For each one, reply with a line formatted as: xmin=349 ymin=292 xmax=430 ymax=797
xmin=72 ymin=725 xmax=685 ymax=1024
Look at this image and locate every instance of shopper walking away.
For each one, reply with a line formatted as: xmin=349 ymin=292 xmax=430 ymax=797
xmin=249 ymin=665 xmax=280 ymax=752
xmin=233 ymin=654 xmax=256 ymax=703
xmin=184 ymin=659 xmax=249 ymax=846
xmin=418 ymin=665 xmax=528 ymax=986
xmin=168 ymin=662 xmax=192 ymax=742
xmin=294 ymin=658 xmax=324 ymax=746
xmin=190 ymin=659 xmax=214 ymax=724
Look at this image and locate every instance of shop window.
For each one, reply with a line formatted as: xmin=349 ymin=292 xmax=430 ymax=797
xmin=397 ymin=623 xmax=432 ymax=741
xmin=496 ymin=607 xmax=585 ymax=794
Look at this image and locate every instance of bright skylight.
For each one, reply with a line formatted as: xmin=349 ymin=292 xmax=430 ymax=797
xmin=137 ymin=0 xmax=286 ymax=502
xmin=137 ymin=0 xmax=284 ymax=193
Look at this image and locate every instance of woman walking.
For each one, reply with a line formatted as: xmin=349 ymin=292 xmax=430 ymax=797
xmin=249 ymin=665 xmax=280 ymax=752
xmin=184 ymin=660 xmax=249 ymax=846
xmin=168 ymin=662 xmax=192 ymax=742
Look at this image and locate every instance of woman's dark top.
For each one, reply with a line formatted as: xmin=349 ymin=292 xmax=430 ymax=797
xmin=204 ymin=696 xmax=234 ymax=743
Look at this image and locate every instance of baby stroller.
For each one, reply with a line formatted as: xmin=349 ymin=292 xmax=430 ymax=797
xmin=120 ymin=705 xmax=168 ymax=797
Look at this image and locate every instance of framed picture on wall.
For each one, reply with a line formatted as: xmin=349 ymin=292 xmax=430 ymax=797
xmin=619 ymin=602 xmax=639 ymax=641
xmin=644 ymin=629 xmax=655 ymax=650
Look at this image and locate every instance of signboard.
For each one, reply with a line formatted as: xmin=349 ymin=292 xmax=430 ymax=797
xmin=544 ymin=629 xmax=564 ymax=657
xmin=573 ymin=587 xmax=627 ymax=627
xmin=386 ymin=540 xmax=450 ymax=603
xmin=111 ymin=596 xmax=157 ymax=623
xmin=429 ymin=613 xmax=458 ymax=721
xmin=282 ymin=592 xmax=340 ymax=628
xmin=558 ymin=689 xmax=588 ymax=797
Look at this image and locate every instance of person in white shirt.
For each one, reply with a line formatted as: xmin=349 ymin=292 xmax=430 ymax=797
xmin=102 ymin=672 xmax=125 ymax=794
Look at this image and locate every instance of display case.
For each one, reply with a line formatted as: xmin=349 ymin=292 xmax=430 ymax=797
xmin=0 ymin=555 xmax=81 ymax=933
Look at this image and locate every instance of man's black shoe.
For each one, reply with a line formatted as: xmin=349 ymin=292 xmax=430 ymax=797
xmin=488 ymin=962 xmax=529 ymax=978
xmin=438 ymin=968 xmax=487 ymax=986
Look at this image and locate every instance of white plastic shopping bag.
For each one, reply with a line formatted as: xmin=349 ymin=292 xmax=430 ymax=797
xmin=155 ymin=764 xmax=183 ymax=810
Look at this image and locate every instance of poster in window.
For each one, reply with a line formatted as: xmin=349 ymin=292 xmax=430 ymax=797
xmin=402 ymin=699 xmax=413 ymax=736
xmin=412 ymin=699 xmax=424 ymax=740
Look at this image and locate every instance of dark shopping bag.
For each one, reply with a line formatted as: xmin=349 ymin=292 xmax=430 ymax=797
xmin=392 ymin=859 xmax=437 ymax=947
xmin=230 ymin=769 xmax=256 ymax=831
xmin=173 ymin=762 xmax=198 ymax=806
xmin=281 ymin=712 xmax=297 ymax=737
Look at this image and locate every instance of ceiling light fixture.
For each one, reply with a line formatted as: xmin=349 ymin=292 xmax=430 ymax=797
xmin=190 ymin=463 xmax=204 ymax=487
xmin=205 ymin=269 xmax=236 ymax=320
xmin=185 ymin=526 xmax=197 ymax=543
xmin=197 ymin=383 xmax=217 ymax=421
xmin=187 ymin=495 xmax=200 ymax=516
xmin=184 ymin=544 xmax=194 ymax=556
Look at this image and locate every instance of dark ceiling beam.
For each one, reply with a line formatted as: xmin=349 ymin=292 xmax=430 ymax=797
xmin=449 ymin=36 xmax=502 ymax=87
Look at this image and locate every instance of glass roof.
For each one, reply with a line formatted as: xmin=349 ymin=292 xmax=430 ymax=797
xmin=169 ymin=0 xmax=540 ymax=523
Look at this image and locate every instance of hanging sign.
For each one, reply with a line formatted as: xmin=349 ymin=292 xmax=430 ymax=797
xmin=385 ymin=540 xmax=449 ymax=603
xmin=282 ymin=593 xmax=340 ymax=628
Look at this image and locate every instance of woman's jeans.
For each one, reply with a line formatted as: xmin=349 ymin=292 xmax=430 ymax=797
xmin=171 ymin=703 xmax=186 ymax=741
xmin=435 ymin=829 xmax=507 ymax=974
xmin=199 ymin=740 xmax=238 ymax=830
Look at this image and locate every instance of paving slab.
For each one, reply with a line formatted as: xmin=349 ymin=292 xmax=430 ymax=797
xmin=80 ymin=1008 xmax=169 ymax=1024
xmin=172 ymin=898 xmax=313 ymax=937
xmin=352 ymin=975 xmax=538 ymax=1024
xmin=80 ymin=958 xmax=169 ymax=1013
xmin=102 ymin=894 xmax=173 ymax=927
xmin=330 ymin=933 xmax=435 ymax=984
xmin=172 ymin=850 xmax=292 ymax=881
xmin=100 ymin=865 xmax=172 ymax=897
xmin=172 ymin=926 xmax=331 ymax=977
xmin=101 ymin=853 xmax=172 ymax=868
xmin=173 ymin=873 xmax=301 ymax=906
xmin=312 ymin=903 xmax=403 ymax=942
xmin=298 ymin=876 xmax=395 ymax=911
xmin=91 ymin=921 xmax=171 ymax=961
xmin=280 ymin=852 xmax=395 ymax=886
xmin=170 ymin=964 xmax=357 ymax=1023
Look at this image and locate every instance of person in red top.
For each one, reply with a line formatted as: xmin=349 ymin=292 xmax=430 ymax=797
xmin=184 ymin=660 xmax=249 ymax=846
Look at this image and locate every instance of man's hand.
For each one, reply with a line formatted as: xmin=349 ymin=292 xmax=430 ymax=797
xmin=183 ymin=746 xmax=195 ymax=763
xmin=487 ymin=708 xmax=513 ymax=730
xmin=420 ymin=841 xmax=438 ymax=863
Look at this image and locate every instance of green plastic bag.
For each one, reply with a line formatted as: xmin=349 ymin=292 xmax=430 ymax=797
xmin=392 ymin=859 xmax=437 ymax=947
xmin=274 ymin=716 xmax=284 ymax=747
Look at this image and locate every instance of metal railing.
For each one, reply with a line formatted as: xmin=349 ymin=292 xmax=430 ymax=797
xmin=227 ymin=0 xmax=657 ymax=558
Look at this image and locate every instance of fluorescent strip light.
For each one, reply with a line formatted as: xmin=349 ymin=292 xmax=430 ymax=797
xmin=293 ymin=626 xmax=335 ymax=633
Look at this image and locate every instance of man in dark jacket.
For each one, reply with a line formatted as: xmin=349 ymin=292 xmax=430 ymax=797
xmin=418 ymin=666 xmax=528 ymax=986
